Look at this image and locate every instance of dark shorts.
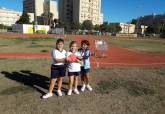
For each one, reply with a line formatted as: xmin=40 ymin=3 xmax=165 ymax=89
xmin=68 ymin=72 xmax=80 ymax=76
xmin=51 ymin=65 xmax=66 ymax=79
xmin=81 ymin=67 xmax=90 ymax=73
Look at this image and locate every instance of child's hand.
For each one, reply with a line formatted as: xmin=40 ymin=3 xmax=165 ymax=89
xmin=76 ymin=59 xmax=82 ymax=64
xmin=77 ymin=56 xmax=82 ymax=60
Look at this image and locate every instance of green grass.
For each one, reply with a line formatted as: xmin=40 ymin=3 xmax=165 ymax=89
xmin=0 ymin=37 xmax=165 ymax=54
xmin=0 ymin=59 xmax=165 ymax=114
xmin=105 ymin=38 xmax=165 ymax=54
xmin=0 ymin=37 xmax=71 ymax=53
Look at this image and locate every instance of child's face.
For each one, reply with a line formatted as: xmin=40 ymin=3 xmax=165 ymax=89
xmin=56 ymin=42 xmax=64 ymax=50
xmin=82 ymin=43 xmax=88 ymax=49
xmin=70 ymin=43 xmax=77 ymax=52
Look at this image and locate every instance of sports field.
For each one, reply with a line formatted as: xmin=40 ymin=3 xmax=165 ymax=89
xmin=0 ymin=35 xmax=165 ymax=114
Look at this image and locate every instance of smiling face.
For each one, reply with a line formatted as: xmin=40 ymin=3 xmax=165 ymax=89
xmin=56 ymin=42 xmax=64 ymax=51
xmin=70 ymin=43 xmax=77 ymax=52
xmin=82 ymin=43 xmax=88 ymax=50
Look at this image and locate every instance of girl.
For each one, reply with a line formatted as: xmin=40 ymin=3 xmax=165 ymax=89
xmin=42 ymin=38 xmax=66 ymax=99
xmin=78 ymin=40 xmax=93 ymax=92
xmin=66 ymin=41 xmax=82 ymax=96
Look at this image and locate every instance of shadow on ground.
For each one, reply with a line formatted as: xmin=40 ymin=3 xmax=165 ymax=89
xmin=1 ymin=70 xmax=68 ymax=96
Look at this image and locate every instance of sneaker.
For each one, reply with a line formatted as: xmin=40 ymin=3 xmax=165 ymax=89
xmin=67 ymin=89 xmax=72 ymax=96
xmin=57 ymin=90 xmax=63 ymax=97
xmin=42 ymin=92 xmax=53 ymax=99
xmin=81 ymin=84 xmax=86 ymax=92
xmin=73 ymin=89 xmax=80 ymax=95
xmin=86 ymin=84 xmax=93 ymax=91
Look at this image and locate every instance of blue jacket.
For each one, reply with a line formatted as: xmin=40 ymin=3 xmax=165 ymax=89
xmin=78 ymin=48 xmax=91 ymax=69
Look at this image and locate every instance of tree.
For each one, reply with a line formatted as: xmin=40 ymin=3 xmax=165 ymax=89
xmin=16 ymin=12 xmax=30 ymax=24
xmin=107 ymin=24 xmax=122 ymax=33
xmin=131 ymin=19 xmax=137 ymax=24
xmin=160 ymin=26 xmax=165 ymax=38
xmin=41 ymin=12 xmax=54 ymax=26
xmin=54 ymin=18 xmax=58 ymax=27
xmin=0 ymin=24 xmax=8 ymax=29
xmin=145 ymin=25 xmax=161 ymax=34
xmin=115 ymin=25 xmax=122 ymax=33
xmin=71 ymin=22 xmax=80 ymax=31
xmin=100 ymin=22 xmax=109 ymax=32
xmin=94 ymin=25 xmax=100 ymax=31
xmin=81 ymin=20 xmax=93 ymax=30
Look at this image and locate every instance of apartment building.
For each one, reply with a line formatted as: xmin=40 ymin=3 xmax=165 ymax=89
xmin=44 ymin=0 xmax=59 ymax=19
xmin=0 ymin=7 xmax=22 ymax=26
xmin=23 ymin=0 xmax=44 ymax=16
xmin=59 ymin=0 xmax=103 ymax=25
xmin=111 ymin=23 xmax=136 ymax=34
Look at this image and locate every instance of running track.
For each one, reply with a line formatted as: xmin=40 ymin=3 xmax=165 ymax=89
xmin=0 ymin=34 xmax=165 ymax=68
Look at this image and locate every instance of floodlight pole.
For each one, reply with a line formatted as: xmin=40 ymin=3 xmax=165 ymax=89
xmin=34 ymin=0 xmax=38 ymax=34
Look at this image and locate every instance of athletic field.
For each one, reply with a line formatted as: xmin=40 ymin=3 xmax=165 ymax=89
xmin=0 ymin=34 xmax=165 ymax=114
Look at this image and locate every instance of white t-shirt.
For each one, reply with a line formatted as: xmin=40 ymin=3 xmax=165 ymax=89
xmin=66 ymin=51 xmax=81 ymax=72
xmin=52 ymin=49 xmax=66 ymax=65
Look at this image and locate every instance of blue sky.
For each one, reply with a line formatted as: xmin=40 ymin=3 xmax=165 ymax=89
xmin=0 ymin=0 xmax=165 ymax=22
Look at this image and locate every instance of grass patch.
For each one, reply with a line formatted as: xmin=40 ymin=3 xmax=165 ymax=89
xmin=0 ymin=37 xmax=71 ymax=52
xmin=96 ymin=80 xmax=119 ymax=94
xmin=0 ymin=86 xmax=34 ymax=95
xmin=105 ymin=38 xmax=165 ymax=54
xmin=96 ymin=80 xmax=155 ymax=96
xmin=0 ymin=59 xmax=165 ymax=114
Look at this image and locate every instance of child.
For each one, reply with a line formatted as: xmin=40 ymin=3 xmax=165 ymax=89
xmin=66 ymin=41 xmax=82 ymax=96
xmin=78 ymin=40 xmax=93 ymax=92
xmin=42 ymin=38 xmax=66 ymax=99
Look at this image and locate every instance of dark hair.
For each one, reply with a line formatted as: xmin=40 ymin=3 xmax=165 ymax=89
xmin=69 ymin=41 xmax=77 ymax=47
xmin=81 ymin=40 xmax=90 ymax=46
xmin=56 ymin=38 xmax=64 ymax=45
xmin=56 ymin=38 xmax=64 ymax=49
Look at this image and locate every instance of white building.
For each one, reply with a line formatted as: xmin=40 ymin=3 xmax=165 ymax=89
xmin=111 ymin=23 xmax=136 ymax=34
xmin=45 ymin=0 xmax=59 ymax=19
xmin=0 ymin=7 xmax=22 ymax=26
xmin=23 ymin=0 xmax=58 ymax=23
xmin=23 ymin=0 xmax=44 ymax=16
xmin=59 ymin=0 xmax=103 ymax=25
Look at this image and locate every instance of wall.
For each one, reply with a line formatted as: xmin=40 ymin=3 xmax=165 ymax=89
xmin=12 ymin=24 xmax=50 ymax=34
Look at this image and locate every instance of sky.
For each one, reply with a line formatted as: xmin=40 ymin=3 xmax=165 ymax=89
xmin=0 ymin=0 xmax=165 ymax=22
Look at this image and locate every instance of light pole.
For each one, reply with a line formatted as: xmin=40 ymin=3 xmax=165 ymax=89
xmin=34 ymin=0 xmax=38 ymax=34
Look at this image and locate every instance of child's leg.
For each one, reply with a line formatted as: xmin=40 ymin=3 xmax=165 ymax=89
xmin=85 ymin=72 xmax=93 ymax=91
xmin=69 ymin=76 xmax=74 ymax=90
xmin=57 ymin=77 xmax=63 ymax=90
xmin=85 ymin=72 xmax=90 ymax=84
xmin=73 ymin=75 xmax=80 ymax=94
xmin=74 ymin=76 xmax=78 ymax=89
xmin=81 ymin=72 xmax=85 ymax=85
xmin=48 ymin=78 xmax=57 ymax=93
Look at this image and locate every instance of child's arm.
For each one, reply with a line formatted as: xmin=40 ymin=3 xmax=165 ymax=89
xmin=52 ymin=50 xmax=66 ymax=63
xmin=76 ymin=52 xmax=82 ymax=64
xmin=54 ymin=58 xmax=66 ymax=63
xmin=77 ymin=56 xmax=83 ymax=60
